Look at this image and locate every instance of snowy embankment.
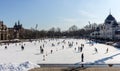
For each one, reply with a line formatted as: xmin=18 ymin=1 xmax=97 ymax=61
xmin=0 ymin=61 xmax=39 ymax=71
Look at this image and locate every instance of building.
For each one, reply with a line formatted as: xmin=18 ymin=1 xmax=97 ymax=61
xmin=8 ymin=21 xmax=24 ymax=39
xmin=90 ymin=13 xmax=120 ymax=40
xmin=0 ymin=21 xmax=8 ymax=40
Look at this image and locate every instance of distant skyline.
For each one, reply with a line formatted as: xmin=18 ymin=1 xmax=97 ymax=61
xmin=0 ymin=0 xmax=120 ymax=31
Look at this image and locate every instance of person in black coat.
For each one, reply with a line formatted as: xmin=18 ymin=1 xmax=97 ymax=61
xmin=95 ymin=48 xmax=98 ymax=53
xmin=80 ymin=46 xmax=83 ymax=52
xmin=81 ymin=53 xmax=84 ymax=62
xmin=5 ymin=46 xmax=7 ymax=49
xmin=21 ymin=45 xmax=24 ymax=50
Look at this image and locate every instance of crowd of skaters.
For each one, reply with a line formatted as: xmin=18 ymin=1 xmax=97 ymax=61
xmin=0 ymin=38 xmax=110 ymax=63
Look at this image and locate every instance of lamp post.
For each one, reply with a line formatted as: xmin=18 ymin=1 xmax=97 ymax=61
xmin=35 ymin=24 xmax=38 ymax=39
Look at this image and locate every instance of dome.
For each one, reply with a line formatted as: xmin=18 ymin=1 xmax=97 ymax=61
xmin=105 ymin=14 xmax=115 ymax=21
xmin=104 ymin=14 xmax=117 ymax=24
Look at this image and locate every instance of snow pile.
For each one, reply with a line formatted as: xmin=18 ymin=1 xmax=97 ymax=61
xmin=0 ymin=61 xmax=39 ymax=71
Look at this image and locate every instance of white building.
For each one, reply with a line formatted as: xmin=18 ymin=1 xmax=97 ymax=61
xmin=90 ymin=13 xmax=120 ymax=40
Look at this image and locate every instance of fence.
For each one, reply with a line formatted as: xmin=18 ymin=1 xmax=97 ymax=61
xmin=38 ymin=64 xmax=120 ymax=68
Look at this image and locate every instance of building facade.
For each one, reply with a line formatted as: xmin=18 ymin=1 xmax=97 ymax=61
xmin=90 ymin=13 xmax=120 ymax=40
xmin=8 ymin=21 xmax=23 ymax=39
xmin=0 ymin=21 xmax=8 ymax=40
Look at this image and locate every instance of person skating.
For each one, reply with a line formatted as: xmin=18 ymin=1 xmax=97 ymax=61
xmin=81 ymin=53 xmax=84 ymax=67
xmin=95 ymin=48 xmax=98 ymax=53
xmin=62 ymin=45 xmax=64 ymax=49
xmin=41 ymin=48 xmax=44 ymax=54
xmin=81 ymin=53 xmax=84 ymax=62
xmin=40 ymin=46 xmax=42 ymax=53
xmin=5 ymin=46 xmax=7 ymax=49
xmin=80 ymin=46 xmax=83 ymax=52
xmin=74 ymin=47 xmax=76 ymax=51
xmin=105 ymin=48 xmax=108 ymax=54
xmin=51 ymin=50 xmax=53 ymax=54
xmin=21 ymin=45 xmax=24 ymax=50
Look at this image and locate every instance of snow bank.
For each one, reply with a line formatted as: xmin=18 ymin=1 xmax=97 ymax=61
xmin=0 ymin=61 xmax=40 ymax=71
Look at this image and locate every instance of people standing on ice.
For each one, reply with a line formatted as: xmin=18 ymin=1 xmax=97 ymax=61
xmin=42 ymin=48 xmax=44 ymax=54
xmin=21 ymin=45 xmax=24 ymax=50
xmin=43 ymin=55 xmax=45 ymax=61
xmin=81 ymin=53 xmax=84 ymax=62
xmin=76 ymin=42 xmax=78 ymax=45
xmin=81 ymin=44 xmax=82 ymax=47
xmin=52 ymin=43 xmax=55 ymax=46
xmin=105 ymin=48 xmax=109 ymax=53
xmin=8 ymin=43 xmax=9 ymax=46
xmin=81 ymin=44 xmax=84 ymax=48
xmin=57 ymin=42 xmax=60 ymax=45
xmin=40 ymin=46 xmax=44 ymax=54
xmin=80 ymin=46 xmax=83 ymax=52
xmin=95 ymin=48 xmax=98 ymax=53
xmin=74 ymin=47 xmax=76 ymax=51
xmin=51 ymin=50 xmax=53 ymax=54
xmin=40 ymin=46 xmax=42 ymax=53
xmin=15 ymin=43 xmax=17 ymax=46
xmin=5 ymin=46 xmax=7 ymax=49
xmin=62 ymin=45 xmax=64 ymax=49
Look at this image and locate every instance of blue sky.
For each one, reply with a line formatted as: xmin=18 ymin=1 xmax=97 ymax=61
xmin=0 ymin=0 xmax=120 ymax=30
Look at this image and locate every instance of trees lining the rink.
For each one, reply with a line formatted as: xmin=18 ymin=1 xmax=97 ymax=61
xmin=19 ymin=24 xmax=96 ymax=39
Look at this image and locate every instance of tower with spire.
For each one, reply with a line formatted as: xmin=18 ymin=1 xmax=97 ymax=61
xmin=13 ymin=20 xmax=23 ymax=39
xmin=90 ymin=11 xmax=120 ymax=40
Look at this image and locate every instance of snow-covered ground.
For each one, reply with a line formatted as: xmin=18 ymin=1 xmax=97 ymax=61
xmin=0 ymin=38 xmax=120 ymax=70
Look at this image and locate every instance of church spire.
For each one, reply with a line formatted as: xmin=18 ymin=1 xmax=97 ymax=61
xmin=109 ymin=9 xmax=111 ymax=15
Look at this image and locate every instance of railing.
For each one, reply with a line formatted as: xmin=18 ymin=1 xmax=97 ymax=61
xmin=38 ymin=64 xmax=120 ymax=68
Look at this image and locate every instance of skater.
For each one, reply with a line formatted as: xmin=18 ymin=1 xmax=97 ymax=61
xmin=43 ymin=55 xmax=45 ymax=61
xmin=8 ymin=43 xmax=9 ymax=46
xmin=76 ymin=42 xmax=78 ymax=45
xmin=81 ymin=53 xmax=84 ymax=62
xmin=80 ymin=46 xmax=83 ymax=52
xmin=74 ymin=47 xmax=76 ymax=51
xmin=43 ymin=44 xmax=44 ymax=48
xmin=51 ymin=50 xmax=53 ymax=54
xmin=40 ymin=46 xmax=42 ymax=49
xmin=105 ymin=48 xmax=108 ymax=53
xmin=52 ymin=43 xmax=55 ymax=46
xmin=24 ymin=44 xmax=25 ymax=46
xmin=5 ymin=46 xmax=7 ymax=49
xmin=81 ymin=44 xmax=84 ymax=47
xmin=15 ymin=43 xmax=17 ymax=46
xmin=41 ymin=48 xmax=44 ymax=54
xmin=95 ymin=48 xmax=98 ymax=53
xmin=21 ymin=45 xmax=24 ymax=50
xmin=83 ymin=44 xmax=84 ymax=47
xmin=40 ymin=46 xmax=42 ymax=53
xmin=62 ymin=45 xmax=64 ymax=49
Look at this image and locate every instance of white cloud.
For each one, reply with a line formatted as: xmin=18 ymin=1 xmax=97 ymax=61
xmin=79 ymin=10 xmax=97 ymax=18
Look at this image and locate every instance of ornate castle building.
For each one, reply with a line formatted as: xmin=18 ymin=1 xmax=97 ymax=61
xmin=8 ymin=21 xmax=23 ymax=39
xmin=90 ymin=13 xmax=120 ymax=40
